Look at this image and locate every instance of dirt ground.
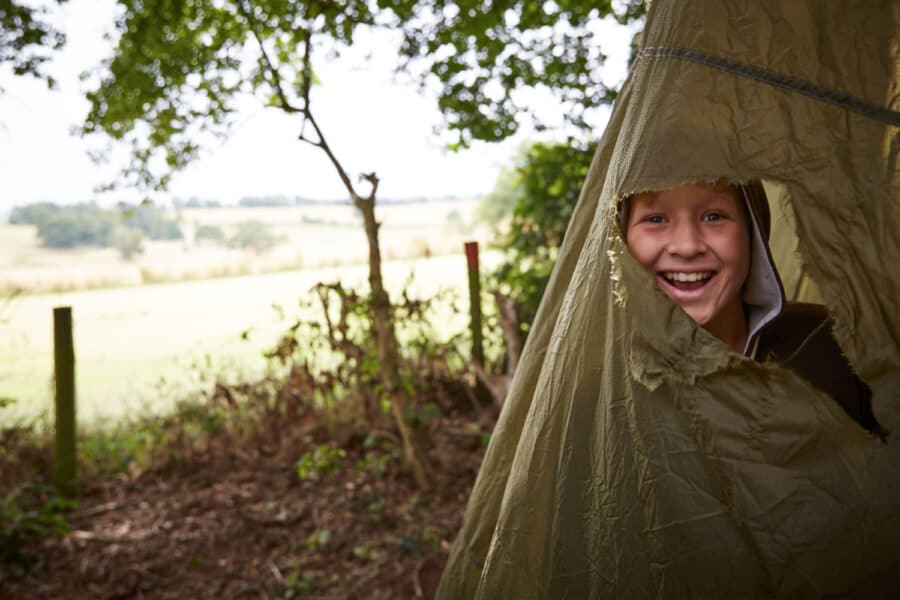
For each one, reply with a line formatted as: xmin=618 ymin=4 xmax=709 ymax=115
xmin=2 ymin=413 xmax=490 ymax=599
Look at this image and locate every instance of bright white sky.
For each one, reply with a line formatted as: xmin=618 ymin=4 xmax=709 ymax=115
xmin=0 ymin=0 xmax=637 ymax=215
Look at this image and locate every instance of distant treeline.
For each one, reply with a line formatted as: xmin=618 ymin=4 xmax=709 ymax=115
xmin=9 ymin=202 xmax=182 ymax=250
xmin=173 ymin=194 xmax=478 ymax=209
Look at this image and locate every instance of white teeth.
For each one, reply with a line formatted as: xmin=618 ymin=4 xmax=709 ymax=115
xmin=664 ymin=271 xmax=712 ymax=282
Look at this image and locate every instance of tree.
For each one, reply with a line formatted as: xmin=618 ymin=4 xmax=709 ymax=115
xmin=110 ymin=225 xmax=144 ymax=260
xmin=8 ymin=201 xmax=59 ymax=226
xmin=392 ymin=2 xmax=647 ymax=344
xmin=0 ymin=0 xmax=67 ymax=92
xmin=395 ymin=0 xmax=647 ymax=148
xmin=81 ymin=0 xmax=430 ymax=489
xmin=36 ymin=212 xmax=81 ymax=248
xmin=26 ymin=203 xmax=118 ymax=248
xmin=227 ymin=220 xmax=281 ymax=252
xmin=11 ymin=201 xmax=177 ymax=249
xmin=78 ymin=1 xmax=646 ymax=486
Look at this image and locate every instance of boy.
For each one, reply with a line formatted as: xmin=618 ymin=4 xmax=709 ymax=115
xmin=622 ymin=181 xmax=881 ymax=433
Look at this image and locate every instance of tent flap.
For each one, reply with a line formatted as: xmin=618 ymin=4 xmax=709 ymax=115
xmin=437 ymin=1 xmax=900 ymax=597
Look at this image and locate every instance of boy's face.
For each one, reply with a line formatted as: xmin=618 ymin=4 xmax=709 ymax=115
xmin=625 ymin=183 xmax=751 ymax=337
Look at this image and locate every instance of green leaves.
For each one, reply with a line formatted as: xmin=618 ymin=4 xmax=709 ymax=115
xmin=82 ymin=0 xmax=645 ymax=191
xmin=82 ymin=0 xmax=375 ymax=191
xmin=82 ymin=0 xmax=249 ymax=190
xmin=295 ymin=444 xmax=346 ymax=481
xmin=489 ymin=139 xmax=597 ymax=335
xmin=0 ymin=0 xmax=67 ymax=92
xmin=0 ymin=482 xmax=75 ymax=582
xmin=395 ymin=0 xmax=647 ymax=146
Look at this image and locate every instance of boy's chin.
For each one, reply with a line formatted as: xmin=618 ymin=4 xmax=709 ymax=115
xmin=682 ymin=307 xmax=713 ymax=326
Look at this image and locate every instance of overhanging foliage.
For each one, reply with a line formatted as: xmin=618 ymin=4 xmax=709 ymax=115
xmin=0 ymin=0 xmax=67 ymax=92
xmin=395 ymin=0 xmax=647 ymax=147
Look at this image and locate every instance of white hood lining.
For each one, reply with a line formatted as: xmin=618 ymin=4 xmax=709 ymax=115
xmin=741 ymin=185 xmax=785 ymax=355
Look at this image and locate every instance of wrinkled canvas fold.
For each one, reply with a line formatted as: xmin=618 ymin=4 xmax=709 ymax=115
xmin=437 ymin=1 xmax=900 ymax=597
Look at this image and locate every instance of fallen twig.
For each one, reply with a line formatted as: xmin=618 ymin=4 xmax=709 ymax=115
xmin=412 ymin=557 xmax=427 ymax=598
xmin=69 ymin=499 xmax=139 ymax=522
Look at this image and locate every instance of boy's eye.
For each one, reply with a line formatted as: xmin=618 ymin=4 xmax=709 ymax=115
xmin=644 ymin=215 xmax=665 ymax=224
xmin=703 ymin=212 xmax=724 ymax=222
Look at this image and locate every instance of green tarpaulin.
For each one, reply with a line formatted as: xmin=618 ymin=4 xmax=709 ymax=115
xmin=437 ymin=1 xmax=900 ymax=597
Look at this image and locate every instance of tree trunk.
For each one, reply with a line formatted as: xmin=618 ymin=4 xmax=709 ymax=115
xmin=472 ymin=291 xmax=523 ymax=409
xmin=269 ymin=26 xmax=429 ymax=487
xmin=357 ymin=198 xmax=430 ymax=490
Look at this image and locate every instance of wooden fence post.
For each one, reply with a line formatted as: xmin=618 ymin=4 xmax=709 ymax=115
xmin=53 ymin=306 xmax=78 ymax=497
xmin=464 ymin=241 xmax=484 ymax=366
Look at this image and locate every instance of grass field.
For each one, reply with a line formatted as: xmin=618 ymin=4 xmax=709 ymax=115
xmin=1 ymin=200 xmax=499 ymax=425
xmin=0 ymin=252 xmax=499 ymax=426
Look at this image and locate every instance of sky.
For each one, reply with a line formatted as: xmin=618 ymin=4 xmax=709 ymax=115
xmin=0 ymin=1 xmax=637 ymax=214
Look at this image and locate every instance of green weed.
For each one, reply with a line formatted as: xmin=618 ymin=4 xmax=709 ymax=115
xmin=0 ymin=482 xmax=75 ymax=582
xmin=352 ymin=543 xmax=381 ymax=562
xmin=295 ymin=445 xmax=346 ymax=481
xmin=305 ymin=529 xmax=332 ymax=552
xmin=355 ymin=451 xmax=393 ymax=479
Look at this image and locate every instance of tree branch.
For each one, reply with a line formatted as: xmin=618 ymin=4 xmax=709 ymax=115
xmin=360 ymin=172 xmax=379 ymax=203
xmin=303 ymin=109 xmax=363 ymax=204
xmin=300 ymin=27 xmax=312 ymax=109
xmin=235 ymin=0 xmax=301 ymax=114
xmin=237 ymin=0 xmax=368 ymax=204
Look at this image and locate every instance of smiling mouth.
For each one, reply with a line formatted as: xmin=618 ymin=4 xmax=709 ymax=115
xmin=658 ymin=271 xmax=714 ymax=291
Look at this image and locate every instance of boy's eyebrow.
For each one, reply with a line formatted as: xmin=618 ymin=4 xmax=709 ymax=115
xmin=632 ymin=191 xmax=660 ymax=205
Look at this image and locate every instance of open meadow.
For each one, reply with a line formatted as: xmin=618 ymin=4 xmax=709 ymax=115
xmin=0 ymin=199 xmax=481 ymax=293
xmin=0 ymin=199 xmax=499 ymax=425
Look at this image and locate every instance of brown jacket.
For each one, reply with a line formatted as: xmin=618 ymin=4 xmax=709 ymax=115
xmin=754 ymin=301 xmax=882 ymax=434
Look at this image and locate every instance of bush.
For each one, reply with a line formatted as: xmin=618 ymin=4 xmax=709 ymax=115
xmin=486 ymin=140 xmax=597 ymax=337
xmin=0 ymin=483 xmax=74 ymax=582
xmin=445 ymin=209 xmax=468 ymax=233
xmin=195 ymin=224 xmax=225 ymax=243
xmin=295 ymin=445 xmax=346 ymax=481
xmin=111 ymin=226 xmax=145 ymax=260
xmin=119 ymin=203 xmax=182 ymax=240
xmin=477 ymin=155 xmax=523 ymax=226
xmin=228 ymin=220 xmax=282 ymax=252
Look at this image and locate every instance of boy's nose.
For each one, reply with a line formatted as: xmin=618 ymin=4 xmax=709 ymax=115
xmin=666 ymin=221 xmax=707 ymax=256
